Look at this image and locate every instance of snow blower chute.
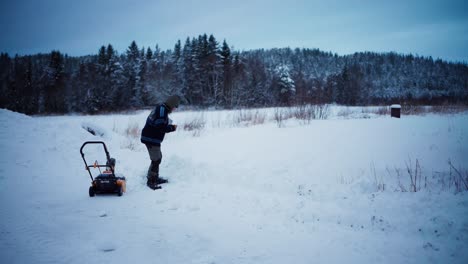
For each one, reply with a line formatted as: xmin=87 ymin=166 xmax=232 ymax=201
xmin=80 ymin=141 xmax=126 ymax=197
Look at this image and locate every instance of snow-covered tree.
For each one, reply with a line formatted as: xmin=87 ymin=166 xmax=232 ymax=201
xmin=275 ymin=64 xmax=296 ymax=105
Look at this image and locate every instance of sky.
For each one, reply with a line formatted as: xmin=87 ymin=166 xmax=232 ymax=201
xmin=1 ymin=0 xmax=467 ymax=62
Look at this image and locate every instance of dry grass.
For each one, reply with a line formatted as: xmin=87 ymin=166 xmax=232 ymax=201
xmin=360 ymin=106 xmax=390 ymax=116
xmin=401 ymin=105 xmax=428 ymax=115
xmin=122 ymin=121 xmax=141 ymax=150
xmin=337 ymin=107 xmax=354 ymax=118
xmin=274 ymin=104 xmax=330 ymax=127
xmin=400 ymin=104 xmax=468 ymax=116
xmin=233 ymin=109 xmax=267 ymax=127
xmin=390 ymin=159 xmax=467 ymax=193
xmin=125 ymin=121 xmax=140 ymax=139
xmin=182 ymin=114 xmax=206 ymax=137
xmin=122 ymin=139 xmax=139 ymax=151
xmin=370 ymin=161 xmax=385 ymax=192
xmin=336 ymin=104 xmax=467 ymax=119
xmin=292 ymin=104 xmax=330 ymax=124
xmin=406 ymin=158 xmax=422 ymax=192
xmin=273 ymin=108 xmax=291 ymax=127
xmin=448 ymin=160 xmax=468 ymax=192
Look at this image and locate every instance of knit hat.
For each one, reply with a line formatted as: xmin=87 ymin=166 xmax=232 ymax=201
xmin=165 ymin=95 xmax=180 ymax=109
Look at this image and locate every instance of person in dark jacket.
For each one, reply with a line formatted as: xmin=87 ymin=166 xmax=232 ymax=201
xmin=141 ymin=95 xmax=180 ymax=190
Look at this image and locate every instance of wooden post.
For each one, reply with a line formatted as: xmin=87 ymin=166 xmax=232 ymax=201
xmin=391 ymin=104 xmax=401 ymax=118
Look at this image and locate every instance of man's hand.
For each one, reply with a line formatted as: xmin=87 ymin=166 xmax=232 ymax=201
xmin=173 ymin=124 xmax=177 ymax=131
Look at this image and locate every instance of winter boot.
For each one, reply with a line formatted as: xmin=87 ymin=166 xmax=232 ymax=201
xmin=147 ymin=159 xmax=162 ymax=190
xmin=155 ymin=177 xmax=168 ymax=185
xmin=146 ymin=177 xmax=160 ymax=190
xmin=146 ymin=177 xmax=153 ymax=188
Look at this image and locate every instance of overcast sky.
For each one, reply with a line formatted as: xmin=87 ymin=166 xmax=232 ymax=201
xmin=1 ymin=0 xmax=467 ymax=62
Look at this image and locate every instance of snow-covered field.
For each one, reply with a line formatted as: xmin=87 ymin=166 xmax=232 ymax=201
xmin=1 ymin=106 xmax=467 ymax=264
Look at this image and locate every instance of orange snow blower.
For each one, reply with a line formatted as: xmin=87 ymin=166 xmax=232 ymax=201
xmin=80 ymin=141 xmax=126 ymax=197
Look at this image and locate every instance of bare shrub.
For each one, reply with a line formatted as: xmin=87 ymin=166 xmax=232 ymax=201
xmin=210 ymin=113 xmax=224 ymax=128
xmin=392 ymin=167 xmax=407 ymax=192
xmin=361 ymin=106 xmax=389 ymax=116
xmin=431 ymin=104 xmax=468 ymax=114
xmin=448 ymin=160 xmax=468 ymax=192
xmin=292 ymin=105 xmax=314 ymax=124
xmin=274 ymin=108 xmax=288 ymax=127
xmin=112 ymin=119 xmax=118 ymax=133
xmin=182 ymin=114 xmax=206 ymax=137
xmin=122 ymin=139 xmax=139 ymax=151
xmin=313 ymin=104 xmax=330 ymax=120
xmin=125 ymin=122 xmax=140 ymax=139
xmin=405 ymin=158 xmax=422 ymax=192
xmin=339 ymin=174 xmax=356 ymax=185
xmin=235 ymin=110 xmax=251 ymax=125
xmin=233 ymin=109 xmax=267 ymax=127
xmin=315 ymin=104 xmax=330 ymax=119
xmin=371 ymin=162 xmax=385 ymax=191
xmin=382 ymin=159 xmax=468 ymax=193
xmin=376 ymin=106 xmax=390 ymax=116
xmin=401 ymin=104 xmax=427 ymax=115
xmin=337 ymin=107 xmax=353 ymax=118
xmin=389 ymin=104 xmax=468 ymax=116
xmin=292 ymin=104 xmax=330 ymax=124
xmin=338 ymin=106 xmax=389 ymax=118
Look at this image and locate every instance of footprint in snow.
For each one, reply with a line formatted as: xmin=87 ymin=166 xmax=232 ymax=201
xmin=98 ymin=242 xmax=117 ymax=253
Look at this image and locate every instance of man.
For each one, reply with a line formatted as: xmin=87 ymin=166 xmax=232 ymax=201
xmin=141 ymin=95 xmax=180 ymax=190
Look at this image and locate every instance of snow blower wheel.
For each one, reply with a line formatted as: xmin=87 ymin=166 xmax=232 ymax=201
xmin=80 ymin=141 xmax=126 ymax=197
xmin=89 ymin=186 xmax=95 ymax=197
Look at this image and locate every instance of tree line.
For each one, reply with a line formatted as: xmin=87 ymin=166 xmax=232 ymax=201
xmin=1 ymin=34 xmax=467 ymax=114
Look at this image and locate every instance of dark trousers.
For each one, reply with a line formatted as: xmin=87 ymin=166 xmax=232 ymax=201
xmin=146 ymin=145 xmax=162 ymax=180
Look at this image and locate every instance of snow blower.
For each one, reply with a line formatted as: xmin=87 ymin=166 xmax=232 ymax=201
xmin=80 ymin=141 xmax=126 ymax=197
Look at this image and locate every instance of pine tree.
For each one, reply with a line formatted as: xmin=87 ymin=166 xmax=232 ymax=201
xmin=172 ymin=39 xmax=184 ymax=96
xmin=23 ymin=56 xmax=37 ymax=114
xmin=182 ymin=37 xmax=195 ymax=104
xmin=0 ymin=53 xmax=12 ymax=109
xmin=275 ymin=64 xmax=296 ymax=106
xmin=231 ymin=52 xmax=246 ymax=106
xmin=125 ymin=41 xmax=142 ymax=107
xmin=127 ymin=41 xmax=140 ymax=62
xmin=43 ymin=50 xmax=66 ymax=113
xmin=146 ymin=47 xmax=153 ymax=60
xmin=139 ymin=57 xmax=149 ymax=105
xmin=335 ymin=66 xmax=347 ymax=104
xmin=188 ymin=37 xmax=203 ymax=105
xmin=107 ymin=47 xmax=125 ymax=110
xmin=9 ymin=55 xmax=24 ymax=112
xmin=106 ymin=44 xmax=115 ymax=62
xmin=220 ymin=39 xmax=232 ymax=107
xmin=198 ymin=34 xmax=210 ymax=105
xmin=98 ymin=45 xmax=108 ymax=65
xmin=207 ymin=34 xmax=222 ymax=105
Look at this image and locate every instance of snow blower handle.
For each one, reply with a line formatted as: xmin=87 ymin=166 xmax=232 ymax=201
xmin=80 ymin=141 xmax=113 ymax=181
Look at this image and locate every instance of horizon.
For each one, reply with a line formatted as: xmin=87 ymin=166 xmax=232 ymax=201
xmin=1 ymin=0 xmax=467 ymax=63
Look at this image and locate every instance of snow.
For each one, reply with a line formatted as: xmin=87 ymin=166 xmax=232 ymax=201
xmin=0 ymin=107 xmax=467 ymax=264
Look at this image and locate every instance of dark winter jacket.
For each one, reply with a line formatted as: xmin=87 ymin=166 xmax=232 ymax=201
xmin=141 ymin=104 xmax=176 ymax=146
